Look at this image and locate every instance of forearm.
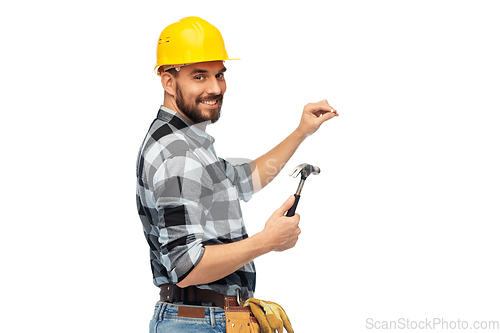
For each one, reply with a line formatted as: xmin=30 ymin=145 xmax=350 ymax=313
xmin=251 ymin=129 xmax=307 ymax=192
xmin=177 ymin=195 xmax=301 ymax=288
xmin=177 ymin=232 xmax=272 ymax=288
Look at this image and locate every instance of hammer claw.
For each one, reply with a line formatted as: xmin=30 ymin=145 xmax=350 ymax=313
xmin=289 ymin=163 xmax=309 ymax=178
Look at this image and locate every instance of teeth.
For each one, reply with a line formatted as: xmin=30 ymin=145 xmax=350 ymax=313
xmin=201 ymin=100 xmax=217 ymax=105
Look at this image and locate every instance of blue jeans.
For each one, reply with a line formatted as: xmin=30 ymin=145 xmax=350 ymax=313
xmin=150 ymin=301 xmax=226 ymax=332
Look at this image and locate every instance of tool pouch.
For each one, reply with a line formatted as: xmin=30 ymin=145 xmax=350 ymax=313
xmin=225 ymin=305 xmax=260 ymax=333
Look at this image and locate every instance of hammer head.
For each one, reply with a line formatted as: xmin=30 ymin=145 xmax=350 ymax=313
xmin=289 ymin=163 xmax=321 ymax=179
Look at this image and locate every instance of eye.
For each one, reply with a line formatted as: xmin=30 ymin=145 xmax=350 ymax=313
xmin=216 ymin=73 xmax=225 ymax=80
xmin=194 ymin=75 xmax=204 ymax=80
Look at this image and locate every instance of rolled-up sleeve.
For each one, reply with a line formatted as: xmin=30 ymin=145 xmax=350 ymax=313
xmin=219 ymin=158 xmax=254 ymax=202
xmin=152 ymin=149 xmax=213 ymax=283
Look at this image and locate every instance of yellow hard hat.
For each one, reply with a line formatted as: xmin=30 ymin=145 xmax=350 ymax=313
xmin=155 ymin=16 xmax=239 ymax=76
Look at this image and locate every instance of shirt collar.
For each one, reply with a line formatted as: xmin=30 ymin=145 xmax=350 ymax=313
xmin=157 ymin=106 xmax=215 ymax=148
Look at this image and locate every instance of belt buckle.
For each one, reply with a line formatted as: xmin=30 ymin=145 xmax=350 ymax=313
xmin=236 ymin=288 xmax=246 ymax=306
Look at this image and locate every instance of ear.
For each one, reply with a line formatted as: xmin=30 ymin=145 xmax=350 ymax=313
xmin=160 ymin=71 xmax=176 ymax=96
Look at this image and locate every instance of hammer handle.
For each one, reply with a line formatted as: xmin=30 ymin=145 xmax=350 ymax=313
xmin=286 ymin=194 xmax=301 ymax=217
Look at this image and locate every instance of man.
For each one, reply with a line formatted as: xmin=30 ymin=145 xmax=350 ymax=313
xmin=136 ymin=17 xmax=338 ymax=332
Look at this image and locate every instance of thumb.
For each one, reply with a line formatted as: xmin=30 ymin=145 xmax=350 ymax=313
xmin=319 ymin=110 xmax=338 ymax=122
xmin=275 ymin=195 xmax=296 ymax=216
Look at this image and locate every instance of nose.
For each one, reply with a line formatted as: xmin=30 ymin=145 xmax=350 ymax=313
xmin=205 ymin=76 xmax=223 ymax=96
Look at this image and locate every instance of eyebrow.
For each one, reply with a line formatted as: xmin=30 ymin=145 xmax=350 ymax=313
xmin=189 ymin=67 xmax=227 ymax=76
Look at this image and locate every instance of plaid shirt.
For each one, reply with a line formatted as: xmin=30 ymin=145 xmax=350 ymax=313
xmin=136 ymin=106 xmax=256 ymax=298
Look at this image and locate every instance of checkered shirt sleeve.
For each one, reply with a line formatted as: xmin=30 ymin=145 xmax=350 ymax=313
xmin=218 ymin=157 xmax=253 ymax=203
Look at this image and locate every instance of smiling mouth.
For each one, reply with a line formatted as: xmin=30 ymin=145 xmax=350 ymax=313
xmin=200 ymin=100 xmax=218 ymax=106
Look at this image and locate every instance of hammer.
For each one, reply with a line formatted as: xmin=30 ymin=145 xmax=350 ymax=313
xmin=286 ymin=163 xmax=321 ymax=217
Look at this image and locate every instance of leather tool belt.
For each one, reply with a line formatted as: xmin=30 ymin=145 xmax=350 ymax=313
xmin=159 ymin=284 xmax=260 ymax=332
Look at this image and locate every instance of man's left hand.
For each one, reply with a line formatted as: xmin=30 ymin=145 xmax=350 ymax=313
xmin=296 ymin=99 xmax=338 ymax=137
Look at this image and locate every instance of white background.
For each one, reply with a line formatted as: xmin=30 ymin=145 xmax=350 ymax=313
xmin=1 ymin=1 xmax=499 ymax=332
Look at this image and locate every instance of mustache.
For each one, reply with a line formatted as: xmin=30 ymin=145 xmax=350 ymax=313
xmin=196 ymin=94 xmax=223 ymax=103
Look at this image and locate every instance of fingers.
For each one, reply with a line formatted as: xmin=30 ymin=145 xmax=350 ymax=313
xmin=247 ymin=302 xmax=272 ymax=333
xmin=265 ymin=197 xmax=301 ymax=252
xmin=275 ymin=195 xmax=296 ymax=216
xmin=322 ymin=110 xmax=338 ymax=121
xmin=272 ymin=304 xmax=294 ymax=333
xmin=305 ymin=99 xmax=339 ymax=119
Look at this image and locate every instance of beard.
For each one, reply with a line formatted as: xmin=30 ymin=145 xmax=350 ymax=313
xmin=175 ymin=85 xmax=223 ymax=124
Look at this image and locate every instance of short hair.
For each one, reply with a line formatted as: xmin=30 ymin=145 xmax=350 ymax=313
xmin=160 ymin=66 xmax=179 ymax=77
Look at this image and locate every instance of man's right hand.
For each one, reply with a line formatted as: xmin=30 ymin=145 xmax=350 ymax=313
xmin=262 ymin=196 xmax=301 ymax=252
